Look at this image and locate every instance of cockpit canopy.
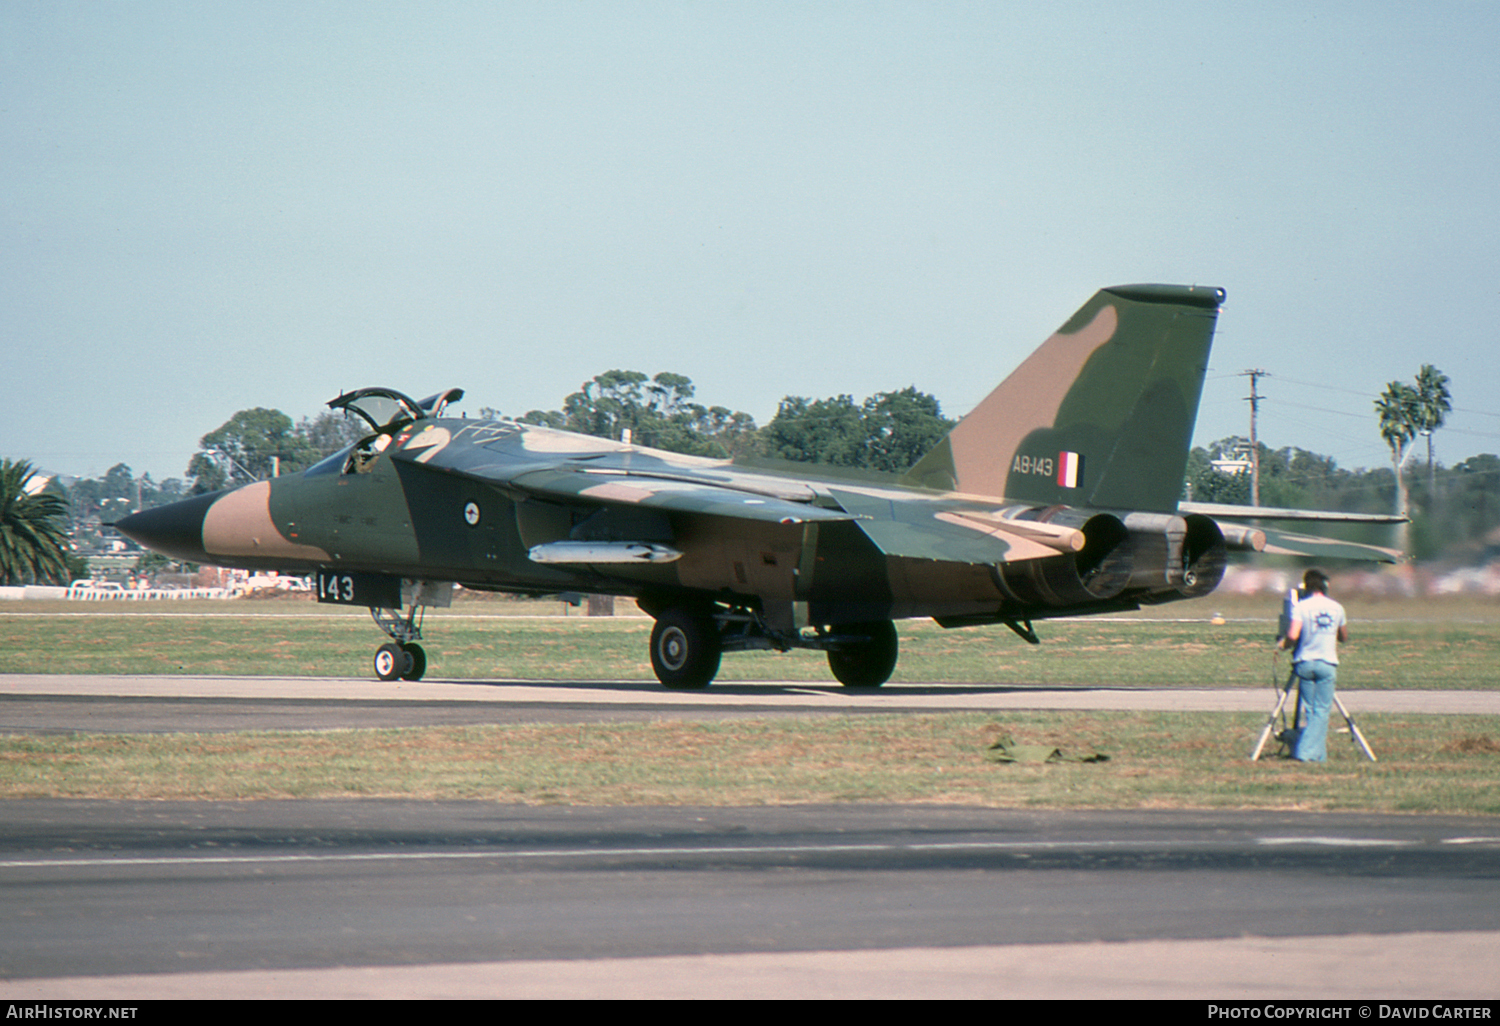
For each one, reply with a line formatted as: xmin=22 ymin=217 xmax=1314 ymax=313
xmin=307 ymin=387 xmax=466 ymax=477
xmin=326 ymin=387 xmax=464 ymax=433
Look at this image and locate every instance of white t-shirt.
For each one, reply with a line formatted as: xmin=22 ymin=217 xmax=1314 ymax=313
xmin=1291 ymin=591 xmax=1346 ymax=664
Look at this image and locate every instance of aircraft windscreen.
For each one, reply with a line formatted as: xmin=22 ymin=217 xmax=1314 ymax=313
xmin=327 ymin=388 xmax=426 ymax=433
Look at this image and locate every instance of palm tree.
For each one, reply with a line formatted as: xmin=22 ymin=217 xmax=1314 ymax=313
xmin=0 ymin=459 xmax=73 ymax=586
xmin=1413 ymin=363 xmax=1452 ymax=501
xmin=1375 ymin=381 xmax=1421 ymax=557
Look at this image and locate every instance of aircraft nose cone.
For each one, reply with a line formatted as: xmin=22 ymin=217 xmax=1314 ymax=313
xmin=112 ymin=492 xmax=219 ymax=564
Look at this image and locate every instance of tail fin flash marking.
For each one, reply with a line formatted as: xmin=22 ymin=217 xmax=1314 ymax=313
xmin=904 ymin=284 xmax=1224 ymax=513
xmin=1058 ymin=450 xmax=1083 ymax=490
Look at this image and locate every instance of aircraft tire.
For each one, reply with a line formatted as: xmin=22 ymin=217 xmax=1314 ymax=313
xmin=650 ymin=608 xmax=722 ymax=689
xmin=374 ymin=642 xmax=406 ymax=682
xmin=827 ymin=620 xmax=898 ymax=688
xmin=400 ymin=642 xmax=427 ymax=681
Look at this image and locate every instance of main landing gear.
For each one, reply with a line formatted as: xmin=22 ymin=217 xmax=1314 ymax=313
xmin=370 ymin=605 xmax=427 ymax=681
xmin=824 ymin=620 xmax=899 ymax=688
xmin=649 ymin=608 xmax=723 ymax=689
xmin=645 ymin=604 xmax=899 ymax=690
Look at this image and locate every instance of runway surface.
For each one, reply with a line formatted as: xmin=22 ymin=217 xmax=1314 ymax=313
xmin=2 ymin=673 xmax=1498 ymax=999
xmin=2 ymin=800 xmax=1499 ymax=999
xmin=5 ymin=673 xmax=1499 ymax=735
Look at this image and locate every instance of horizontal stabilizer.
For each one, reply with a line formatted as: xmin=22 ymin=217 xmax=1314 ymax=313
xmin=1182 ymin=501 xmax=1407 ymax=524
xmin=1255 ymin=526 xmax=1403 ymax=564
xmin=1187 ymin=502 xmax=1404 ymax=563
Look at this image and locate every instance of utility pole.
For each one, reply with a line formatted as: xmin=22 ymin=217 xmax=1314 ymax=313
xmin=1241 ymin=369 xmax=1268 ymax=506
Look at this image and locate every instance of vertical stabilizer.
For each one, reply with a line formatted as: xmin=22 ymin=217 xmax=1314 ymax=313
xmin=903 ymin=284 xmax=1224 ymax=512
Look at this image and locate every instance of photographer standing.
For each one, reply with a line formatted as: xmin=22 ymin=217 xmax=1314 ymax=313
xmin=1278 ymin=569 xmax=1349 ymax=762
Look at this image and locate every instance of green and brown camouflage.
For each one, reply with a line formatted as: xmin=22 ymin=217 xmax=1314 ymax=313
xmin=116 ymin=285 xmax=1402 ymax=688
xmin=905 ymin=284 xmax=1223 ymax=512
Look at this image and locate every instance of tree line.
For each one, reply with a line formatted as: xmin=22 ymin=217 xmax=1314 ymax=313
xmin=5 ymin=363 xmax=1494 ymax=585
xmin=161 ymin=370 xmax=957 ymax=493
xmin=4 ymin=373 xmax=956 ymax=584
xmin=507 ymin=370 xmax=954 ymax=474
xmin=1184 ymin=441 xmax=1497 ymax=562
xmin=1185 ymin=364 xmax=1471 ymax=560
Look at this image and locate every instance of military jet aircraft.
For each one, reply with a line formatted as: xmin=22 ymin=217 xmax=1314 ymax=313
xmin=115 ymin=284 xmax=1399 ymax=687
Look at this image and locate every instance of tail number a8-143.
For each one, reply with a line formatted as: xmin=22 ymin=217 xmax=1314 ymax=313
xmin=1013 ymin=450 xmax=1083 ymax=489
xmin=316 ymin=570 xmax=402 ymax=609
xmin=1012 ymin=454 xmax=1054 ymax=478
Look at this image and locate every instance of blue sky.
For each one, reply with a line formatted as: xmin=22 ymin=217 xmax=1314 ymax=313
xmin=4 ymin=1 xmax=1497 ymax=485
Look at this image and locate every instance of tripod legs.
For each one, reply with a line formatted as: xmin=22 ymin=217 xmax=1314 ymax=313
xmin=1250 ymin=677 xmax=1377 ymax=762
xmin=1334 ymin=695 xmax=1378 ymax=762
xmin=1250 ymin=682 xmax=1295 ymax=761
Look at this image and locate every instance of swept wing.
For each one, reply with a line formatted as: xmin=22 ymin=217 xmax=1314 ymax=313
xmin=116 ymin=283 xmax=1405 ymax=691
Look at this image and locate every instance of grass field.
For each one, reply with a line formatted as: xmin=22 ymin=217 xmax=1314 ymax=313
xmin=2 ymin=592 xmax=1497 ymax=688
xmin=2 ymin=593 xmax=1497 ymax=812
xmin=5 ymin=712 xmax=1499 ymax=813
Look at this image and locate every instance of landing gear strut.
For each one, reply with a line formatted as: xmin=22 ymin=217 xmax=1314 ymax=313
xmin=371 ymin=605 xmax=427 ymax=681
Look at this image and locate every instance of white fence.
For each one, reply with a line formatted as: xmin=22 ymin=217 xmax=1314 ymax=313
xmin=0 ymin=585 xmax=231 ymax=601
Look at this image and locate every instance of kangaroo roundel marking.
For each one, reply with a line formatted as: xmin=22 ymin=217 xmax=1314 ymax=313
xmin=463 ymin=501 xmax=481 ymax=527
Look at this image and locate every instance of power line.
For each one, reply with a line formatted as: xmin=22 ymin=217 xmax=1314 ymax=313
xmin=1265 ymin=373 xmax=1499 ymax=421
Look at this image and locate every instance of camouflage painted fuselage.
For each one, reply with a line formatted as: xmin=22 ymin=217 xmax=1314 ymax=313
xmin=117 ymin=284 xmax=1398 ymax=652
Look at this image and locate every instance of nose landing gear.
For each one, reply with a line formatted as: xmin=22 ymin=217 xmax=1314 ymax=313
xmin=371 ymin=605 xmax=428 ymax=681
xmin=373 ymin=640 xmax=427 ymax=681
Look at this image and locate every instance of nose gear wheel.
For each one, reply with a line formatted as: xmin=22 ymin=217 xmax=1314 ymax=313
xmin=371 ymin=606 xmax=428 ymax=681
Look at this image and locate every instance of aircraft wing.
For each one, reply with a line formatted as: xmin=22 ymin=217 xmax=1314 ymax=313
xmin=1182 ymin=501 xmax=1404 ymax=564
xmin=402 ymin=433 xmax=1080 ymax=564
xmin=387 ymin=420 xmax=856 ymax=525
xmin=502 ymin=470 xmax=1081 ymax=563
xmin=505 ymin=466 xmax=857 ymax=525
xmin=392 ymin=422 xmax=1081 ymax=563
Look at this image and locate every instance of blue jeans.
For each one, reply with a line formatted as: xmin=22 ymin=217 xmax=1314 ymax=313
xmin=1291 ymin=660 xmax=1338 ymax=762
